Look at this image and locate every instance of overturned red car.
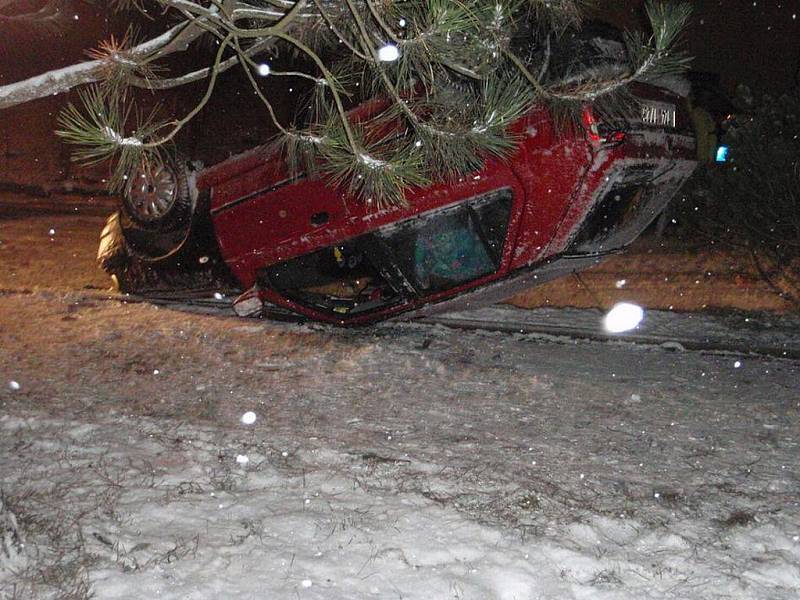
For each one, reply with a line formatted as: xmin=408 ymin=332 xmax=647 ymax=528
xmin=99 ymin=79 xmax=697 ymax=325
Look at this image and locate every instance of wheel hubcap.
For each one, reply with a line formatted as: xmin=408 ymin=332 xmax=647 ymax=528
xmin=125 ymin=163 xmax=177 ymax=222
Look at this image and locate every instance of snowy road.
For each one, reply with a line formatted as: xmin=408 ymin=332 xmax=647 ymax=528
xmin=1 ymin=290 xmax=799 ymax=599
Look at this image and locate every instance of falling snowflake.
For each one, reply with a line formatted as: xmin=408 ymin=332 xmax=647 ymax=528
xmin=377 ymin=44 xmax=399 ymax=62
xmin=603 ymin=303 xmax=644 ymax=333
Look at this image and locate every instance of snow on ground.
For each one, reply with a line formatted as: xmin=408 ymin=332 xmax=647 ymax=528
xmin=1 ymin=292 xmax=799 ymax=599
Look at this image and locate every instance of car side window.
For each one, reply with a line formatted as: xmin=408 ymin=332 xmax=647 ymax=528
xmin=263 ymin=187 xmax=513 ymax=317
xmin=376 ymin=188 xmax=513 ymax=294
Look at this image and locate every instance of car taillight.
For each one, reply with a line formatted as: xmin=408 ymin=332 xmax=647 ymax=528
xmin=582 ymin=106 xmax=602 ymax=142
xmin=605 ymin=131 xmax=626 ymax=144
xmin=582 ymin=107 xmax=626 ymax=147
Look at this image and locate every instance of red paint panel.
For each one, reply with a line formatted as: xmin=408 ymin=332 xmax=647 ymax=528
xmin=212 ymin=158 xmax=527 ymax=289
xmin=505 ymin=111 xmax=593 ymax=269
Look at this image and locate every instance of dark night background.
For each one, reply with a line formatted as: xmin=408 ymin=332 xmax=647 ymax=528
xmin=1 ymin=0 xmax=799 ymax=190
xmin=605 ymin=0 xmax=800 ymax=95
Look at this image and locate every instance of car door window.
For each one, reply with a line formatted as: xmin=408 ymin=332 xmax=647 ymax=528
xmin=376 ymin=188 xmax=513 ymax=294
xmin=264 ymin=241 xmax=403 ymax=317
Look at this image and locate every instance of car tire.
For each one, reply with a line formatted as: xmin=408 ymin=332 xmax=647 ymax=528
xmin=98 ymin=153 xmax=237 ymax=295
xmin=120 ymin=154 xmax=196 ymax=261
xmin=123 ymin=154 xmax=193 ymax=230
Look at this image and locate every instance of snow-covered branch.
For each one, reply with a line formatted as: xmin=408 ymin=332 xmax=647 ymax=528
xmin=0 ymin=18 xmax=206 ymax=109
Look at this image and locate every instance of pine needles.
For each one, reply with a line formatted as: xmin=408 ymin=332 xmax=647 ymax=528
xmin=55 ymin=0 xmax=693 ymax=208
xmin=56 ymin=86 xmax=168 ymax=192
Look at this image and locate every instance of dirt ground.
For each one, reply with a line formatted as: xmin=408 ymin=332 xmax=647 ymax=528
xmin=509 ymin=239 xmax=794 ymax=313
xmin=0 ymin=192 xmax=792 ymax=313
xmin=0 ymin=190 xmax=792 ymax=429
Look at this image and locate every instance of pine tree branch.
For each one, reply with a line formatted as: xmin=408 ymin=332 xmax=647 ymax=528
xmin=273 ymin=30 xmax=359 ymax=154
xmin=129 ymin=38 xmax=272 ymax=89
xmin=0 ymin=18 xmax=206 ymax=109
xmin=311 ymin=0 xmax=369 ymax=60
xmin=507 ymin=1 xmax=690 ymax=102
xmin=141 ymin=33 xmax=234 ymax=147
xmin=363 ymin=0 xmax=399 ymax=44
xmin=233 ymin=37 xmax=292 ymax=135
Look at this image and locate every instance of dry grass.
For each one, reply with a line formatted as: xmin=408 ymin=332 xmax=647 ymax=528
xmin=1 ymin=488 xmax=96 ymax=600
xmin=508 ymin=237 xmax=793 ymax=313
xmin=1 ymin=200 xmax=793 ymax=315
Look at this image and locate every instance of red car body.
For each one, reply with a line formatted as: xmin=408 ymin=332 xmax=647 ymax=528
xmin=174 ymin=81 xmax=696 ymax=325
xmin=103 ymin=80 xmax=696 ymax=325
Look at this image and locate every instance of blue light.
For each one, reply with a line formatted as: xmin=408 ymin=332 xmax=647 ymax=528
xmin=715 ymin=145 xmax=729 ymax=162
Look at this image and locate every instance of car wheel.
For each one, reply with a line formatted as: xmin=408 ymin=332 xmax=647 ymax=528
xmin=98 ymin=153 xmax=237 ymax=295
xmin=123 ymin=155 xmax=192 ymax=229
xmin=120 ymin=154 xmax=196 ymax=261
